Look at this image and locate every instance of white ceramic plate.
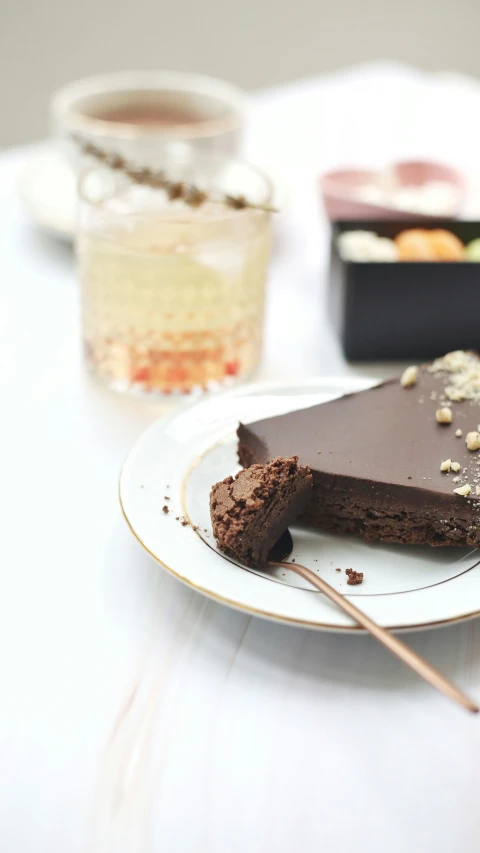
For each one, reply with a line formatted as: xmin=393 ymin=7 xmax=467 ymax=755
xmin=19 ymin=143 xmax=288 ymax=242
xmin=119 ymin=377 xmax=480 ymax=632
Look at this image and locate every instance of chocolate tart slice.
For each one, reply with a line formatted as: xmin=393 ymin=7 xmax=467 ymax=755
xmin=210 ymin=456 xmax=313 ymax=568
xmin=238 ymin=352 xmax=480 ymax=547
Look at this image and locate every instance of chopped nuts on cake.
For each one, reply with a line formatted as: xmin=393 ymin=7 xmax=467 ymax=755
xmin=429 ymin=350 xmax=472 ymax=374
xmin=400 ymin=365 xmax=419 ymax=388
xmin=440 ymin=459 xmax=451 ymax=472
xmin=429 ymin=351 xmax=480 ymax=402
xmin=445 ymin=387 xmax=464 ymax=402
xmin=436 ymin=407 xmax=452 ymax=424
xmin=454 ymin=484 xmax=472 ymax=496
xmin=466 ymin=431 xmax=480 ymax=451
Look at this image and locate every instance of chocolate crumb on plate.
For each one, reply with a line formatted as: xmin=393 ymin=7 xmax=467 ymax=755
xmin=346 ymin=568 xmax=364 ymax=585
xmin=162 ymin=505 xmax=169 ymax=514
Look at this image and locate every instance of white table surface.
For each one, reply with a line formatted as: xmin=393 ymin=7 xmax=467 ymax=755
xmin=3 ymin=62 xmax=480 ymax=853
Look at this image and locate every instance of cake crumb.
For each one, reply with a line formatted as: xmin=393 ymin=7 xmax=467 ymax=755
xmin=162 ymin=505 xmax=169 ymax=514
xmin=476 ymin=486 xmax=480 ymax=496
xmin=456 ymin=429 xmax=463 ymax=437
xmin=436 ymin=407 xmax=452 ymax=424
xmin=454 ymin=484 xmax=472 ymax=496
xmin=400 ymin=365 xmax=419 ymax=388
xmin=346 ymin=568 xmax=364 ymax=586
xmin=440 ymin=459 xmax=451 ymax=472
xmin=451 ymin=461 xmax=461 ymax=472
xmin=407 ymin=475 xmax=412 ymax=480
xmin=164 ymin=495 xmax=170 ymax=500
xmin=335 ymin=568 xmax=341 ymax=572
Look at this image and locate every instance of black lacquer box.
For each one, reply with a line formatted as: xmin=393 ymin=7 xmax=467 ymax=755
xmin=329 ymin=220 xmax=480 ymax=360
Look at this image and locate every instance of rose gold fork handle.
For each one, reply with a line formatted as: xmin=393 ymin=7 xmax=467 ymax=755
xmin=269 ymin=560 xmax=479 ymax=714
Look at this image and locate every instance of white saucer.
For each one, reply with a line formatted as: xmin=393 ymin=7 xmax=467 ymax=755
xmin=19 ymin=142 xmax=287 ymax=242
xmin=119 ymin=377 xmax=480 ymax=633
xmin=19 ymin=144 xmax=77 ymax=240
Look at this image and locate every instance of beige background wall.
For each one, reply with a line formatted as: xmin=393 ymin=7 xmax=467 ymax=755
xmin=2 ymin=0 xmax=480 ymax=147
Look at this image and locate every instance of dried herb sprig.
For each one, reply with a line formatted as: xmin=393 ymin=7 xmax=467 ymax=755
xmin=72 ymin=135 xmax=277 ymax=214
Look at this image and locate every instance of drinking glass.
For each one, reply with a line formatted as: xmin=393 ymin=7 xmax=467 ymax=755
xmin=77 ymin=151 xmax=273 ymax=398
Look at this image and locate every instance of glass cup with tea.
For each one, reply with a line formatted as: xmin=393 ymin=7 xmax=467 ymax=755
xmin=51 ymin=70 xmax=247 ymax=172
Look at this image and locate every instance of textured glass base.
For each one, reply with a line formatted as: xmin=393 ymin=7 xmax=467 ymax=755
xmin=85 ymin=359 xmax=259 ymax=402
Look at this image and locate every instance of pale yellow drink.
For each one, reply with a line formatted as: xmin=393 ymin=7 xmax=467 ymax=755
xmin=78 ymin=162 xmax=272 ymax=397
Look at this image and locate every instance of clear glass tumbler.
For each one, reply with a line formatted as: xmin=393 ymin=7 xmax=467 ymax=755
xmin=77 ymin=151 xmax=273 ymax=397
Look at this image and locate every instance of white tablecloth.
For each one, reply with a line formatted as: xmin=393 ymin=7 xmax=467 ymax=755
xmin=3 ymin=63 xmax=480 ymax=853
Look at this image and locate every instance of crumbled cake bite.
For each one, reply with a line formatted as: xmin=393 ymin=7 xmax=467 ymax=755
xmin=238 ymin=351 xmax=480 ymax=548
xmin=210 ymin=456 xmax=313 ymax=568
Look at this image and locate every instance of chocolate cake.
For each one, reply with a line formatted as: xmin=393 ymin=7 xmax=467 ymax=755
xmin=210 ymin=456 xmax=313 ymax=568
xmin=238 ymin=351 xmax=480 ymax=547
